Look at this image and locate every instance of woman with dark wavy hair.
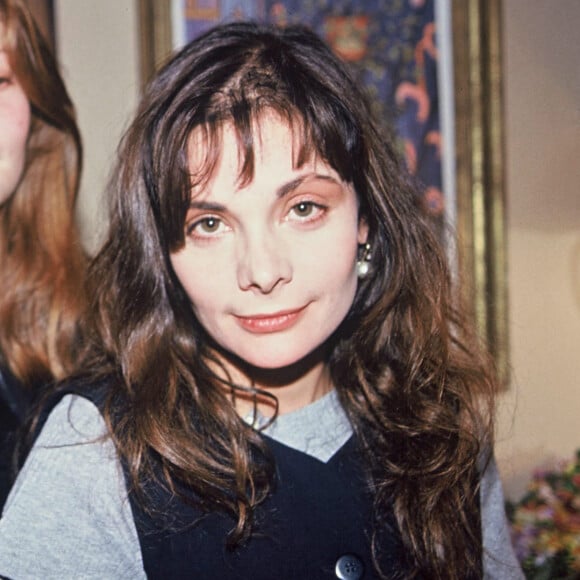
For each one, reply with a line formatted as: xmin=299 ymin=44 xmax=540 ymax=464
xmin=0 ymin=21 xmax=521 ymax=579
xmin=0 ymin=0 xmax=85 ymax=507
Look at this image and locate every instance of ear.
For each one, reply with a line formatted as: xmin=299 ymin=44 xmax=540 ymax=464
xmin=357 ymin=217 xmax=369 ymax=245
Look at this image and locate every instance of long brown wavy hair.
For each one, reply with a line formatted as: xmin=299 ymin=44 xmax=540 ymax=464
xmin=82 ymin=21 xmax=496 ymax=579
xmin=0 ymin=0 xmax=85 ymax=385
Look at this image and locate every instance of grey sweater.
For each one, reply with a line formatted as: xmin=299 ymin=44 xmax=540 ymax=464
xmin=0 ymin=391 xmax=523 ymax=579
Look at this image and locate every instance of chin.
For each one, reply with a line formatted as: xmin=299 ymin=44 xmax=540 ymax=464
xmin=237 ymin=349 xmax=307 ymax=371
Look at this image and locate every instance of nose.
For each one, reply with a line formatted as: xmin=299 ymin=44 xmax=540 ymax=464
xmin=237 ymin=233 xmax=292 ymax=294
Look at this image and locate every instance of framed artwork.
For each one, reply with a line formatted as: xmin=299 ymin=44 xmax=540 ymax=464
xmin=138 ymin=0 xmax=508 ymax=383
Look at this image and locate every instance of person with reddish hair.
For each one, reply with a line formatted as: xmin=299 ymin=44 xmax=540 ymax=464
xmin=0 ymin=20 xmax=521 ymax=579
xmin=0 ymin=0 xmax=85 ymax=506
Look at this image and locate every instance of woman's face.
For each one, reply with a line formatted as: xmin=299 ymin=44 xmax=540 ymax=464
xmin=0 ymin=47 xmax=30 ymax=205
xmin=170 ymin=114 xmax=368 ymax=371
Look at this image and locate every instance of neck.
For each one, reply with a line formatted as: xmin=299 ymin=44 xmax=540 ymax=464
xmin=211 ymin=345 xmax=334 ymax=418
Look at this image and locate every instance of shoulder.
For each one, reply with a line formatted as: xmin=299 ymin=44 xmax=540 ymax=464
xmin=480 ymin=453 xmax=525 ymax=579
xmin=6 ymin=383 xmax=117 ymax=514
xmin=8 ymin=393 xmax=114 ymax=507
xmin=0 ymin=392 xmax=145 ymax=578
xmin=29 ymin=376 xmax=114 ymax=444
xmin=34 ymin=393 xmax=108 ymax=446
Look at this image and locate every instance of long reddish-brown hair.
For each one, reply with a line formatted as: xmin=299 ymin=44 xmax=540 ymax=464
xmin=82 ymin=22 xmax=495 ymax=579
xmin=0 ymin=0 xmax=85 ymax=385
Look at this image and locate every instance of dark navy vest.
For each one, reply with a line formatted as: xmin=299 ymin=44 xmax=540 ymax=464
xmin=132 ymin=433 xmax=407 ymax=579
xmin=0 ymin=365 xmax=30 ymax=509
xmin=35 ymin=381 xmax=418 ymax=579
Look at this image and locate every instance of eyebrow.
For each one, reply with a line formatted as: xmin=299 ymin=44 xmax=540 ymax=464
xmin=188 ymin=173 xmax=340 ymax=211
xmin=275 ymin=173 xmax=338 ymax=198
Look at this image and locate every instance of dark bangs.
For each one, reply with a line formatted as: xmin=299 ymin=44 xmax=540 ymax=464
xmin=146 ymin=22 xmax=368 ymax=253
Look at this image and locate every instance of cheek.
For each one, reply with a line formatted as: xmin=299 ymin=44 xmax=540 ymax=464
xmin=306 ymin=250 xmax=357 ymax=294
xmin=0 ymin=128 xmax=30 ymax=204
xmin=170 ymin=250 xmax=229 ymax=314
xmin=15 ymin=104 xmax=31 ymax=166
xmin=2 ymin=90 xmax=31 ymax=148
xmin=9 ymin=121 xmax=29 ymax=179
xmin=298 ymin=222 xmax=359 ymax=282
xmin=15 ymin=109 xmax=30 ymax=154
xmin=0 ymin=92 xmax=30 ymax=166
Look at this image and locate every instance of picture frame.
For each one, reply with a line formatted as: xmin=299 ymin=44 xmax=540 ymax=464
xmin=138 ymin=0 xmax=508 ymax=384
xmin=451 ymin=0 xmax=508 ymax=384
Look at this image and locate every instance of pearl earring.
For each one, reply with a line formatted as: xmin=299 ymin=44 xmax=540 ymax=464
xmin=357 ymin=243 xmax=372 ymax=279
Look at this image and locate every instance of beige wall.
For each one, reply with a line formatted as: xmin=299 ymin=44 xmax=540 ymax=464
xmin=55 ymin=1 xmax=580 ymax=500
xmin=55 ymin=0 xmax=140 ymax=253
xmin=495 ymin=0 xmax=580 ymax=499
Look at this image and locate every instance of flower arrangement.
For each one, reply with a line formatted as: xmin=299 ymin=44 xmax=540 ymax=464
xmin=508 ymin=449 xmax=580 ymax=579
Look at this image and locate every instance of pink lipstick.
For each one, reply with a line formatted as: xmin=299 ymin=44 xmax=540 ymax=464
xmin=235 ymin=306 xmax=305 ymax=334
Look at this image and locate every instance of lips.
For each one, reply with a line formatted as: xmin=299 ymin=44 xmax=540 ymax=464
xmin=234 ymin=306 xmax=306 ymax=334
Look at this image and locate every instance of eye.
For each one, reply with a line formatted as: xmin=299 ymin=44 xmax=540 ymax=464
xmin=186 ymin=216 xmax=228 ymax=239
xmin=197 ymin=217 xmax=221 ymax=233
xmin=287 ymin=201 xmax=326 ymax=223
xmin=293 ymin=202 xmax=315 ymax=217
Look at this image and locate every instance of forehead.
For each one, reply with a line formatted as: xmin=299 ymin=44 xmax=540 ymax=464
xmin=186 ymin=112 xmax=321 ymax=190
xmin=188 ymin=114 xmax=292 ymax=160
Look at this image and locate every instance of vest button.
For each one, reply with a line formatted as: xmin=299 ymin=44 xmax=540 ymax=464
xmin=335 ymin=553 xmax=365 ymax=579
